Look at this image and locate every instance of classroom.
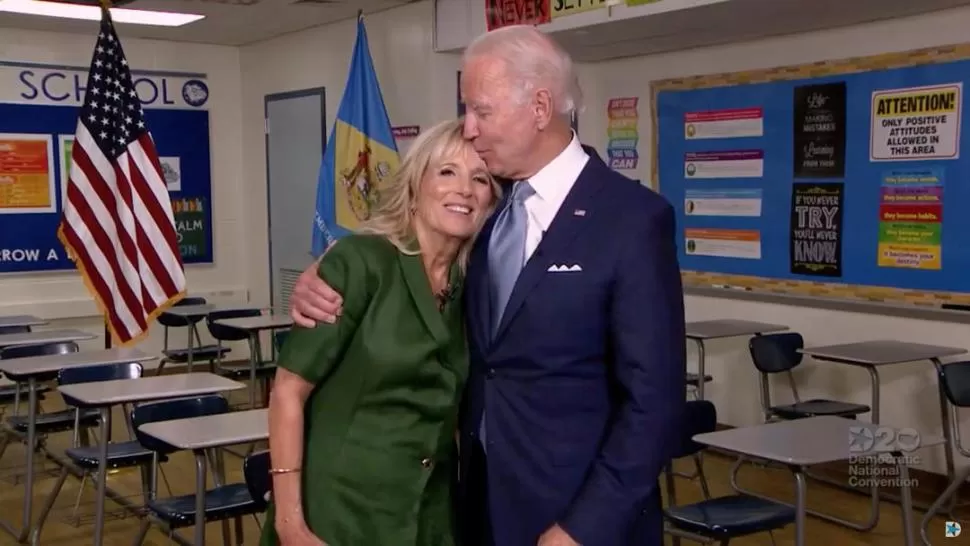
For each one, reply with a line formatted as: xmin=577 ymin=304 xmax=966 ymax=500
xmin=0 ymin=0 xmax=969 ymax=544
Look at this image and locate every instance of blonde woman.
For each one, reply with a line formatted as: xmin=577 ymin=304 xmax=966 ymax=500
xmin=262 ymin=118 xmax=501 ymax=546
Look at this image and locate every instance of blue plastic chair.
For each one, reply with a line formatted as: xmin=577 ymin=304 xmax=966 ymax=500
xmin=664 ymin=400 xmax=795 ymax=545
xmin=156 ymin=297 xmax=231 ymax=375
xmin=130 ymin=395 xmax=263 ymax=545
xmin=0 ymin=342 xmax=80 ymax=438
xmin=30 ymin=362 xmax=146 ymax=543
xmin=0 ymin=325 xmax=30 ymax=335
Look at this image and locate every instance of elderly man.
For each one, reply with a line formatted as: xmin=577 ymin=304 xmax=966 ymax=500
xmin=288 ymin=25 xmax=685 ymax=546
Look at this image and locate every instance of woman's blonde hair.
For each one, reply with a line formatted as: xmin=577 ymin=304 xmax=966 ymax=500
xmin=357 ymin=118 xmax=502 ymax=272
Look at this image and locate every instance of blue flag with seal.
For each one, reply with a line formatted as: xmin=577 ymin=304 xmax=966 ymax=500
xmin=312 ymin=12 xmax=398 ymax=257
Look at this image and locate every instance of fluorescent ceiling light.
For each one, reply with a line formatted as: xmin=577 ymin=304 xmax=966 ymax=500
xmin=0 ymin=0 xmax=205 ymax=27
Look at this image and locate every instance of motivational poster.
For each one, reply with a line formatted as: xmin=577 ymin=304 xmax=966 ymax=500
xmin=793 ymin=82 xmax=846 ymax=178
xmin=790 ymin=182 xmax=844 ymax=276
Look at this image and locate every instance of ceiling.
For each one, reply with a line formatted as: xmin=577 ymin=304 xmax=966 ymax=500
xmin=0 ymin=0 xmax=419 ymax=46
xmin=553 ymin=0 xmax=970 ymax=62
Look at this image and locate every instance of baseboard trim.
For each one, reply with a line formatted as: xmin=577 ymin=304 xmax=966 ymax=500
xmin=710 ymin=422 xmax=970 ymax=510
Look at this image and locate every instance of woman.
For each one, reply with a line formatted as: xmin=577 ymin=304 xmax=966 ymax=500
xmin=262 ymin=118 xmax=501 ymax=546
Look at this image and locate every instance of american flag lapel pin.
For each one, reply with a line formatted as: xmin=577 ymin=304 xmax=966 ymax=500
xmin=573 ymin=209 xmax=586 ymax=217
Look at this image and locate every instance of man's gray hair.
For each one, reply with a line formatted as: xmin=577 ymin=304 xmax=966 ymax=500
xmin=463 ymin=25 xmax=583 ymax=117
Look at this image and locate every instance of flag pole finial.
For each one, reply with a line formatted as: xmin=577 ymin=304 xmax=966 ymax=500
xmin=99 ymin=0 xmax=112 ymax=8
xmin=357 ymin=9 xmax=363 ymax=20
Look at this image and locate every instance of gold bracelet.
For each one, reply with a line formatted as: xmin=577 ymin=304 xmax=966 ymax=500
xmin=269 ymin=467 xmax=302 ymax=475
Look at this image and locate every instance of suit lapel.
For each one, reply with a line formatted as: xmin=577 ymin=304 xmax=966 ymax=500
xmin=398 ymin=251 xmax=449 ymax=344
xmin=493 ymin=157 xmax=607 ymax=341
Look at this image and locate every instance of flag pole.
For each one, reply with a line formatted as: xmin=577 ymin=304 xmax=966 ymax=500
xmin=99 ymin=0 xmax=112 ymax=350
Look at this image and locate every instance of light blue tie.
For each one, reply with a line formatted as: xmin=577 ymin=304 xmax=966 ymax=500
xmin=480 ymin=180 xmax=534 ymax=450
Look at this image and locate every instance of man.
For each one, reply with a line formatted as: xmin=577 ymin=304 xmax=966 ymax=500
xmin=288 ymin=25 xmax=686 ymax=546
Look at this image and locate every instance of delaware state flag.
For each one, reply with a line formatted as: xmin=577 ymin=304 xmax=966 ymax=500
xmin=312 ymin=13 xmax=398 ymax=256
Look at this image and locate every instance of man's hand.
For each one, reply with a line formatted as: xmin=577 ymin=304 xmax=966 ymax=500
xmin=289 ymin=257 xmax=343 ymax=328
xmin=537 ymin=524 xmax=580 ymax=546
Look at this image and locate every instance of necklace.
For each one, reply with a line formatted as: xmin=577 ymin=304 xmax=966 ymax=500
xmin=433 ymin=283 xmax=454 ymax=312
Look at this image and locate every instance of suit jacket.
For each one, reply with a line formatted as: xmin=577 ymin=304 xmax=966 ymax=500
xmin=263 ymin=234 xmax=467 ymax=546
xmin=457 ymin=148 xmax=687 ymax=546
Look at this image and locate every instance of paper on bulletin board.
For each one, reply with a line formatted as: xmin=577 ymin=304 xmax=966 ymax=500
xmin=392 ymin=126 xmax=421 ymax=156
xmin=0 ymin=134 xmax=55 ymax=214
xmin=485 ymin=0 xmax=551 ymax=30
xmin=607 ymin=97 xmax=639 ymax=170
xmin=870 ymin=83 xmax=962 ymax=162
xmin=552 ymin=0 xmax=607 ymax=18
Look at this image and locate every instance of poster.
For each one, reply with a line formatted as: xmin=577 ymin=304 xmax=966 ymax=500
xmin=486 ymin=0 xmax=551 ymax=30
xmin=790 ymin=182 xmax=844 ymax=277
xmin=684 ymin=150 xmax=763 ymax=179
xmin=685 ymin=188 xmax=762 ymax=217
xmin=607 ymin=97 xmax=639 ymax=169
xmin=870 ymin=83 xmax=962 ymax=161
xmin=552 ymin=0 xmax=607 ymax=18
xmin=685 ymin=107 xmax=763 ymax=140
xmin=173 ymin=196 xmax=208 ymax=259
xmin=793 ymin=82 xmax=846 ymax=177
xmin=877 ymin=169 xmax=942 ymax=270
xmin=0 ymin=134 xmax=55 ymax=214
xmin=392 ymin=125 xmax=420 ymax=156
xmin=684 ymin=228 xmax=761 ymax=259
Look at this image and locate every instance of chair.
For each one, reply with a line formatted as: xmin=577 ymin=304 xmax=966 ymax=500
xmin=243 ymin=449 xmax=272 ymax=529
xmin=748 ymin=333 xmax=870 ymax=421
xmin=0 ymin=342 xmax=83 ymax=460
xmin=686 ymin=373 xmax=713 ymax=400
xmin=920 ymin=361 xmax=970 ymax=543
xmin=206 ymin=309 xmax=277 ymax=406
xmin=30 ymin=362 xmax=148 ymax=542
xmin=0 ymin=325 xmax=51 ymax=408
xmin=664 ymin=400 xmax=795 ymax=545
xmin=0 ymin=325 xmax=30 ymax=335
xmin=130 ymin=395 xmax=263 ymax=545
xmin=156 ymin=297 xmax=230 ymax=375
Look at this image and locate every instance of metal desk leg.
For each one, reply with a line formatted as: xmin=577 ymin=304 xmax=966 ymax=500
xmin=693 ymin=339 xmax=706 ymax=400
xmin=933 ymin=358 xmax=959 ymax=516
xmin=0 ymin=378 xmax=39 ymax=542
xmin=895 ymin=453 xmax=916 ymax=546
xmin=194 ymin=450 xmax=207 ymax=546
xmin=93 ymin=406 xmax=111 ymax=546
xmin=920 ymin=463 xmax=970 ymax=544
xmin=792 ymin=467 xmax=807 ymax=546
xmin=186 ymin=322 xmax=195 ymax=373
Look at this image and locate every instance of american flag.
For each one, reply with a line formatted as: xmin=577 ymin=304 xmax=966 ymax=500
xmin=57 ymin=6 xmax=186 ymax=346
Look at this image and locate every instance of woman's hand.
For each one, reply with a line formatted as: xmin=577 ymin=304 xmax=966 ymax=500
xmin=277 ymin=520 xmax=326 ymax=546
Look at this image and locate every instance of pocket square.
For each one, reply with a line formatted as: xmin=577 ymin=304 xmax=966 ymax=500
xmin=547 ymin=264 xmax=582 ymax=272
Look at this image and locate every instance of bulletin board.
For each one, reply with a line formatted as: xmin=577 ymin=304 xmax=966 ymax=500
xmin=0 ymin=61 xmax=214 ymax=274
xmin=651 ymin=44 xmax=970 ymax=309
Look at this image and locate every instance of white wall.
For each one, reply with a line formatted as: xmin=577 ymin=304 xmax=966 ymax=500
xmin=238 ymin=0 xmax=463 ymax=308
xmin=581 ymin=7 xmax=970 ymax=476
xmin=0 ymin=28 xmax=247 ymax=359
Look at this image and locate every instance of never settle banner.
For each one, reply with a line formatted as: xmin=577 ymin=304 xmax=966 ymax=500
xmin=486 ymin=0 xmax=551 ymax=30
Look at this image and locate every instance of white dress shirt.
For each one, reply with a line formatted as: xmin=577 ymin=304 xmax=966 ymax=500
xmin=522 ymin=132 xmax=590 ymax=260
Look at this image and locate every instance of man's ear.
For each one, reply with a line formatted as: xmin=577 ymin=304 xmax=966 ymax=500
xmin=534 ymin=88 xmax=554 ymax=130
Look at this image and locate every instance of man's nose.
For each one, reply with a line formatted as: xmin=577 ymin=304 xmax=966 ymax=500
xmin=462 ymin=116 xmax=478 ymax=139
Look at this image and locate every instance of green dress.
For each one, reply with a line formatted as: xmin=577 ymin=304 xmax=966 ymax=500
xmin=259 ymin=234 xmax=467 ymax=546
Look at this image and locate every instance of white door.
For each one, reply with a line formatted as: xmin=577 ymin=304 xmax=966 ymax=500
xmin=265 ymin=88 xmax=326 ymax=313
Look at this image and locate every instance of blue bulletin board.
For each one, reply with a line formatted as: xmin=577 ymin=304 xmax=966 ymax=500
xmin=652 ymin=45 xmax=970 ymax=308
xmin=0 ymin=61 xmax=213 ymax=274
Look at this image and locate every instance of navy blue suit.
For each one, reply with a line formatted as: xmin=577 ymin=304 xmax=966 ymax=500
xmin=457 ymin=148 xmax=687 ymax=546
